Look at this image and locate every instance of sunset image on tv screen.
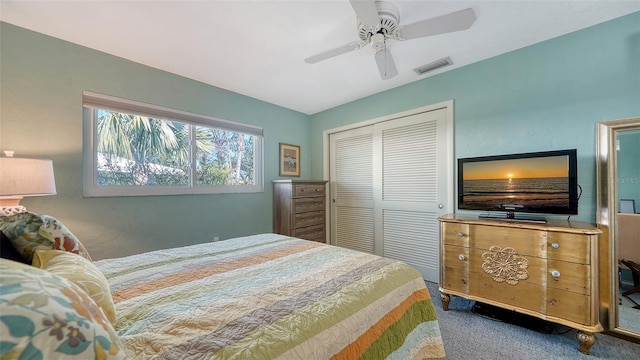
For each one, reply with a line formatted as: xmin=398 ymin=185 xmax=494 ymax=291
xmin=461 ymin=155 xmax=570 ymax=210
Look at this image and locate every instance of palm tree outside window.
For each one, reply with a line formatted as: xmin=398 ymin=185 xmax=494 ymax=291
xmin=82 ymin=92 xmax=263 ymax=197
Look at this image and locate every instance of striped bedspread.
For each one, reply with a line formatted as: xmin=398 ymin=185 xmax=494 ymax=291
xmin=95 ymin=233 xmax=445 ymax=359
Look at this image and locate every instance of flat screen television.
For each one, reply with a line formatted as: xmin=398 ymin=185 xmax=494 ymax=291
xmin=457 ymin=149 xmax=578 ymax=222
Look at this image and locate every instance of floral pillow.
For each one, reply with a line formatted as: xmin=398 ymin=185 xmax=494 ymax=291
xmin=32 ymin=249 xmax=117 ymax=325
xmin=0 ymin=212 xmax=91 ymax=263
xmin=0 ymin=259 xmax=126 ymax=359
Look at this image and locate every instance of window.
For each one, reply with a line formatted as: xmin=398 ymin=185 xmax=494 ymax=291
xmin=83 ymin=92 xmax=263 ymax=197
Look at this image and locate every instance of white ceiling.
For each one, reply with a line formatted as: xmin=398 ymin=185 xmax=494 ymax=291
xmin=1 ymin=1 xmax=638 ymax=115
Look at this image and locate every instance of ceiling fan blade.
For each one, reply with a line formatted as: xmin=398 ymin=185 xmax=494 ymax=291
xmin=349 ymin=0 xmax=380 ymax=30
xmin=398 ymin=8 xmax=476 ymax=40
xmin=304 ymin=41 xmax=363 ymax=64
xmin=374 ymin=48 xmax=398 ymax=80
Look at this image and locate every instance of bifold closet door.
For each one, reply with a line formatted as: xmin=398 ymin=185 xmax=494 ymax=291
xmin=374 ymin=109 xmax=448 ymax=282
xmin=329 ymin=126 xmax=375 ymax=254
xmin=329 ymin=107 xmax=450 ymax=282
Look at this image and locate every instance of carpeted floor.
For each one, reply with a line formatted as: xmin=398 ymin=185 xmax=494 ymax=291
xmin=425 ymin=281 xmax=640 ymax=359
xmin=619 ymin=282 xmax=640 ymax=333
xmin=619 ymin=305 xmax=640 ymax=332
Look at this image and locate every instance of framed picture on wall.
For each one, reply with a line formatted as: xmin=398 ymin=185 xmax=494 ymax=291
xmin=279 ymin=143 xmax=300 ymax=177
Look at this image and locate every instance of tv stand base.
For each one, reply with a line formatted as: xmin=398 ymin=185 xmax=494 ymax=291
xmin=479 ymin=212 xmax=547 ymax=223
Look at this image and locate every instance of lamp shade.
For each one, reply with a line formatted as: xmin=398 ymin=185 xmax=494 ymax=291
xmin=0 ymin=157 xmax=57 ymax=197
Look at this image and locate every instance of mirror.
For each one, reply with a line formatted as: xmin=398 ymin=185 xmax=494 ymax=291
xmin=596 ymin=116 xmax=640 ymax=342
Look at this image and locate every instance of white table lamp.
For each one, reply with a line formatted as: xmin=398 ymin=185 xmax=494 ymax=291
xmin=0 ymin=151 xmax=57 ymax=216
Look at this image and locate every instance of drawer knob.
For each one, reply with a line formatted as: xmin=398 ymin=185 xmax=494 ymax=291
xmin=458 ymin=254 xmax=466 ymax=261
xmin=457 ymin=232 xmax=465 ymax=237
xmin=551 ymin=270 xmax=561 ymax=278
xmin=551 ymin=242 xmax=560 ymax=249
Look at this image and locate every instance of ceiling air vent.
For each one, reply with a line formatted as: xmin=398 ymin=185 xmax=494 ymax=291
xmin=413 ymin=57 xmax=452 ymax=75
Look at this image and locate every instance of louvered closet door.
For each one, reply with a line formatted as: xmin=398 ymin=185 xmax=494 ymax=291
xmin=329 ymin=106 xmax=451 ymax=282
xmin=329 ymin=126 xmax=375 ymax=253
xmin=373 ymin=109 xmax=449 ymax=281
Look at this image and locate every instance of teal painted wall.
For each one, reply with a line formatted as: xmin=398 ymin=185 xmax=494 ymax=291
xmin=0 ymin=22 xmax=311 ymax=259
xmin=2 ymin=12 xmax=639 ymax=259
xmin=310 ymin=12 xmax=640 ymax=224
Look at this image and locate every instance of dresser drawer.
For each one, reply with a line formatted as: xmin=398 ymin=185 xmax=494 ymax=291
xmin=443 ymin=245 xmax=469 ymax=271
xmin=291 ymin=210 xmax=324 ymax=229
xmin=293 ymin=184 xmax=325 ymax=197
xmin=546 ymin=289 xmax=592 ymax=325
xmin=469 ymin=270 xmax=546 ymax=314
xmin=472 ymin=225 xmax=546 ymax=258
xmin=441 ymin=266 xmax=469 ymax=294
xmin=547 ymin=260 xmax=590 ymax=295
xmin=441 ymin=223 xmax=469 ymax=247
xmin=547 ymin=232 xmax=591 ymax=264
xmin=293 ymin=197 xmax=325 ymax=213
xmin=292 ymin=224 xmax=325 ymax=242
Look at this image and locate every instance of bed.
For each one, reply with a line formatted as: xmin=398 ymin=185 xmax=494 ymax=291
xmin=1 ymin=213 xmax=445 ymax=359
xmin=95 ymin=233 xmax=444 ymax=359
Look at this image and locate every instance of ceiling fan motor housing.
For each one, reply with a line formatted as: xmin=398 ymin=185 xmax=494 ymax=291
xmin=357 ymin=1 xmax=400 ymax=42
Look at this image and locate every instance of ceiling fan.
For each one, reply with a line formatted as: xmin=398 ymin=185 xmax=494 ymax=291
xmin=304 ymin=0 xmax=476 ymax=80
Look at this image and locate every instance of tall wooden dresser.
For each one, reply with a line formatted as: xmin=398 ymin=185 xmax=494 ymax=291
xmin=273 ymin=180 xmax=328 ymax=243
xmin=438 ymin=214 xmax=602 ymax=354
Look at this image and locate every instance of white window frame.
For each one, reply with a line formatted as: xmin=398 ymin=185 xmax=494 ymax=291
xmin=82 ymin=91 xmax=263 ymax=197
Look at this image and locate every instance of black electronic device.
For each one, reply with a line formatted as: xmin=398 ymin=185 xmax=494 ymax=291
xmin=472 ymin=302 xmax=554 ymax=334
xmin=457 ymin=149 xmax=578 ymax=222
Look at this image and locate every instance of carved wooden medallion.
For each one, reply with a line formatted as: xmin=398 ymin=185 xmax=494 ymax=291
xmin=481 ymin=246 xmax=529 ymax=285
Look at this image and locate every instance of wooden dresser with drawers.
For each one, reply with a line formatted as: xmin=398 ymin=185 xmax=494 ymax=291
xmin=438 ymin=214 xmax=602 ymax=354
xmin=273 ymin=180 xmax=328 ymax=243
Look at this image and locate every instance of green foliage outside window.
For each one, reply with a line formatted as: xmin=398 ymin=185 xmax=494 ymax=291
xmin=95 ymin=109 xmax=255 ymax=187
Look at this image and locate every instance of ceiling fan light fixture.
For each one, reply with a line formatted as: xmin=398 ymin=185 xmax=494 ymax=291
xmin=413 ymin=57 xmax=453 ymax=75
xmin=370 ymin=33 xmax=386 ymax=51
